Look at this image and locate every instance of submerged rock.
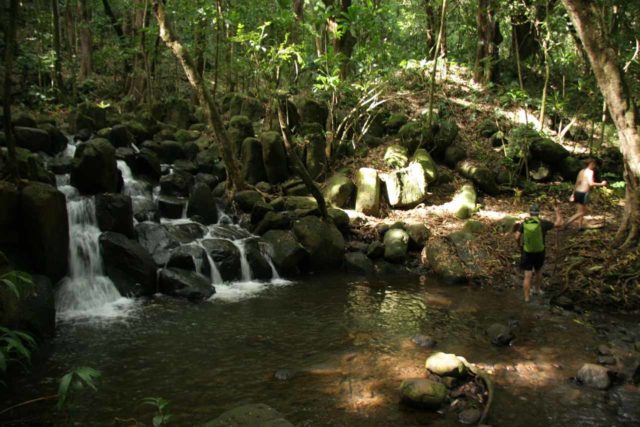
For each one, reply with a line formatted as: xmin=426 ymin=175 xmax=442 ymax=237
xmin=577 ymin=363 xmax=610 ymax=390
xmin=486 ymin=323 xmax=514 ymax=346
xmin=293 ymin=216 xmax=345 ymax=271
xmin=400 ymin=378 xmax=447 ymax=408
xmin=201 ymin=403 xmax=293 ymax=427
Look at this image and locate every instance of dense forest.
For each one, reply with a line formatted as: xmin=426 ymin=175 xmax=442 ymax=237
xmin=1 ymin=0 xmax=639 ymax=426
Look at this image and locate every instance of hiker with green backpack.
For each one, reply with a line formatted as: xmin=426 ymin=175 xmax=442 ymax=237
xmin=513 ymin=204 xmax=563 ymax=303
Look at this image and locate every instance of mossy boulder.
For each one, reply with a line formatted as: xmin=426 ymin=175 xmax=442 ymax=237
xmin=354 ymin=168 xmax=381 ymax=216
xmin=398 ymin=121 xmax=425 ymax=154
xmin=345 ymin=252 xmax=374 ymax=275
xmin=430 ymin=119 xmax=459 ymax=158
xmin=235 ymin=190 xmax=265 ymax=212
xmin=400 ymin=378 xmax=447 ymax=408
xmin=284 ymin=196 xmax=318 ymax=211
xmin=530 ymin=137 xmax=569 ymax=166
xmin=384 ymin=144 xmax=410 ymax=169
xmin=478 ymin=118 xmax=499 ymax=137
xmin=423 ymin=237 xmax=466 ymax=283
xmin=260 ymin=131 xmax=289 ymax=184
xmin=405 ymin=223 xmax=430 ymax=250
xmin=293 ymin=216 xmax=345 ymax=271
xmin=174 ymin=129 xmax=201 ymax=143
xmin=71 ymin=138 xmax=118 ymax=194
xmin=383 ymin=162 xmax=429 ymax=208
xmin=13 ymin=126 xmax=52 ymax=154
xmin=383 ymin=228 xmax=409 ymax=262
xmin=240 ymin=137 xmax=267 ymax=184
xmin=425 ymin=352 xmax=468 ymax=377
xmin=444 ymin=145 xmax=466 ymax=168
xmin=108 ymin=124 xmax=136 ymax=148
xmin=560 ymin=156 xmax=583 ymax=181
xmin=384 ymin=113 xmax=408 ymax=134
xmin=449 ymin=183 xmax=476 ymax=219
xmin=323 ymin=173 xmax=355 ymax=208
xmin=100 ymin=231 xmax=157 ymax=296
xmin=413 ymin=148 xmax=438 ymax=183
xmin=262 ymin=230 xmax=308 ymax=276
xmin=187 ymin=182 xmax=218 ymax=225
xmin=228 ymin=115 xmax=255 ymax=156
xmin=328 ymin=207 xmax=350 ymax=232
xmin=456 ymin=160 xmax=498 ymax=195
xmin=75 ymin=102 xmax=107 ymax=132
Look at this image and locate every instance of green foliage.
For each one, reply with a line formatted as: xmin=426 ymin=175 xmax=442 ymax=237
xmin=57 ymin=367 xmax=102 ymax=410
xmin=0 ymin=270 xmax=32 ymax=299
xmin=0 ymin=327 xmax=37 ymax=376
xmin=142 ymin=397 xmax=172 ymax=427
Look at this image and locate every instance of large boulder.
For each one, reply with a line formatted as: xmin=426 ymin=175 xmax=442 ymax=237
xmin=13 ymin=126 xmax=52 ymax=154
xmin=382 ymin=162 xmax=429 ymax=208
xmin=423 ymin=237 xmax=467 ymax=283
xmin=577 ymin=363 xmax=610 ymax=390
xmin=400 ymin=378 xmax=447 ymax=408
xmin=241 ymin=137 xmax=267 ymax=184
xmin=19 ymin=182 xmax=69 ymax=282
xmin=449 ymin=183 xmax=477 ymax=219
xmin=40 ymin=123 xmax=69 ymax=155
xmin=425 ymin=352 xmax=468 ymax=377
xmin=344 ymin=252 xmax=374 ymax=275
xmin=201 ymin=403 xmax=293 ymax=427
xmin=9 ymin=148 xmax=54 ymax=184
xmin=254 ymin=211 xmax=293 ymax=235
xmin=160 ymin=170 xmax=194 ymax=197
xmin=196 ymin=147 xmax=222 ymax=174
xmin=75 ymin=102 xmax=107 ymax=132
xmin=292 ymin=216 xmax=345 ymax=271
xmin=444 ymin=145 xmax=466 ymax=168
xmin=530 ymin=137 xmax=569 ymax=165
xmin=70 ymin=138 xmax=119 ymax=194
xmin=135 ymin=222 xmax=181 ymax=266
xmin=354 ymin=168 xmax=381 ymax=216
xmin=187 ymin=182 xmax=218 ymax=225
xmin=405 ymin=223 xmax=430 ymax=250
xmin=108 ymin=124 xmax=136 ymax=148
xmin=235 ymin=190 xmax=265 ymax=212
xmin=456 ymin=160 xmax=498 ymax=195
xmin=384 ymin=113 xmax=408 ymax=134
xmin=0 ymin=274 xmax=55 ymax=338
xmin=99 ymin=231 xmax=157 ymax=296
xmin=158 ymin=268 xmax=214 ymax=301
xmin=383 ymin=228 xmax=409 ymax=262
xmin=261 ymin=232 xmax=306 ymax=275
xmin=201 ymin=238 xmax=241 ymax=282
xmin=164 ymin=222 xmax=207 ymax=244
xmin=398 ymin=121 xmax=425 ymax=154
xmin=132 ymin=149 xmax=162 ymax=182
xmin=166 ymin=244 xmax=208 ymax=274
xmin=384 ymin=144 xmax=409 ymax=169
xmin=560 ymin=156 xmax=583 ymax=181
xmin=244 ymin=239 xmax=273 ymax=281
xmin=95 ymin=193 xmax=134 ymax=238
xmin=260 ymin=131 xmax=289 ymax=184
xmin=323 ymin=173 xmax=355 ymax=208
xmin=228 ymin=115 xmax=255 ymax=157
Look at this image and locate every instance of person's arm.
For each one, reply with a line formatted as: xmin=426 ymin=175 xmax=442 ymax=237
xmin=513 ymin=223 xmax=522 ymax=245
xmin=586 ymin=169 xmax=608 ymax=188
xmin=553 ymin=206 xmax=563 ymax=227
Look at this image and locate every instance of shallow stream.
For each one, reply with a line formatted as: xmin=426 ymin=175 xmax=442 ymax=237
xmin=4 ymin=274 xmax=639 ymax=426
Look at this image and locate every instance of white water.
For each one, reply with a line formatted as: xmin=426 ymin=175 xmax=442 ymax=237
xmin=55 ymin=192 xmax=135 ymax=320
xmin=233 ymin=239 xmax=253 ymax=282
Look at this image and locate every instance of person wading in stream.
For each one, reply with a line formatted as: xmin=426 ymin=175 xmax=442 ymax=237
xmin=513 ymin=204 xmax=563 ymax=303
xmin=563 ymin=159 xmax=608 ymax=230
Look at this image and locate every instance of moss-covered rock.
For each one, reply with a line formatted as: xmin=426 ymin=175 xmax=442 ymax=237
xmin=262 ymin=230 xmax=308 ymax=276
xmin=430 ymin=119 xmax=459 ymax=158
xmin=456 ymin=160 xmax=498 ymax=195
xmin=293 ymin=216 xmax=345 ymax=271
xmin=13 ymin=126 xmax=52 ymax=154
xmin=400 ymin=378 xmax=447 ymax=408
xmin=383 ymin=162 xmax=429 ymax=208
xmin=405 ymin=223 xmax=430 ymax=250
xmin=423 ymin=237 xmax=466 ymax=283
xmin=354 ymin=168 xmax=381 ymax=216
xmin=297 ymin=97 xmax=328 ymax=128
xmin=384 ymin=113 xmax=408 ymax=134
xmin=449 ymin=183 xmax=476 ymax=219
xmin=260 ymin=131 xmax=289 ymax=184
xmin=384 ymin=144 xmax=410 ymax=169
xmin=398 ymin=121 xmax=425 ymax=154
xmin=187 ymin=182 xmax=218 ymax=225
xmin=235 ymin=190 xmax=265 ymax=212
xmin=444 ymin=144 xmax=466 ymax=168
xmin=383 ymin=228 xmax=409 ymax=262
xmin=71 ymin=138 xmax=119 ymax=194
xmin=478 ymin=118 xmax=499 ymax=137
xmin=413 ymin=149 xmax=438 ymax=183
xmin=323 ymin=173 xmax=355 ymax=208
xmin=560 ymin=156 xmax=583 ymax=181
xmin=425 ymin=352 xmax=468 ymax=377
xmin=75 ymin=102 xmax=107 ymax=132
xmin=328 ymin=207 xmax=350 ymax=232
xmin=344 ymin=252 xmax=374 ymax=275
xmin=304 ymin=132 xmax=327 ymax=179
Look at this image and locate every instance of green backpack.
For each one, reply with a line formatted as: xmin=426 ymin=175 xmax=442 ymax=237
xmin=523 ymin=217 xmax=545 ymax=253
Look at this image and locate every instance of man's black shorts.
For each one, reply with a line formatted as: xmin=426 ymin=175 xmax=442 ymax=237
xmin=520 ymin=251 xmax=545 ymax=271
xmin=574 ymin=191 xmax=589 ymax=205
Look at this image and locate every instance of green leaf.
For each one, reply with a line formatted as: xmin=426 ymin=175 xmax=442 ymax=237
xmin=57 ymin=372 xmax=73 ymax=410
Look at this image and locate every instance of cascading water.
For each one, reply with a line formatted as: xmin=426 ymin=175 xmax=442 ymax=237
xmin=55 ymin=193 xmax=135 ymax=320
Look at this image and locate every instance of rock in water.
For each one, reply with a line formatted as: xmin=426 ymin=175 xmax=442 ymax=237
xmin=344 ymin=252 xmax=374 ymax=275
xmin=293 ymin=216 xmax=345 ymax=271
xmin=70 ymin=138 xmax=119 ymax=194
xmin=425 ymin=352 xmax=468 ymax=377
xmin=95 ymin=193 xmax=134 ymax=238
xmin=411 ymin=335 xmax=436 ymax=349
xmin=262 ymin=230 xmax=307 ymax=276
xmin=383 ymin=228 xmax=409 ymax=262
xmin=577 ymin=363 xmax=610 ymax=389
xmin=423 ymin=237 xmax=467 ymax=284
xmin=354 ymin=168 xmax=381 ymax=216
xmin=201 ymin=403 xmax=294 ymax=427
xmin=99 ymin=231 xmax=157 ymax=296
xmin=399 ymin=378 xmax=447 ymax=408
xmin=486 ymin=323 xmax=514 ymax=346
xmin=158 ymin=268 xmax=214 ymax=301
xmin=135 ymin=222 xmax=181 ymax=266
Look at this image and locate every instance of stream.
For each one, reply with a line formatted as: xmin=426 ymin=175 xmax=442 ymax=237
xmin=4 ymin=274 xmax=639 ymax=426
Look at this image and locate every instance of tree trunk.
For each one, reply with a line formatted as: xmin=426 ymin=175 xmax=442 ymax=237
xmin=78 ymin=0 xmax=93 ymax=80
xmin=3 ymin=0 xmax=19 ymax=180
xmin=323 ymin=0 xmax=356 ymax=80
xmin=101 ymin=0 xmax=132 ymax=75
xmin=424 ymin=0 xmax=436 ymax=55
xmin=51 ymin=0 xmax=64 ymax=96
xmin=561 ymin=0 xmax=640 ymax=246
xmin=474 ymin=0 xmax=500 ymax=83
xmin=152 ymin=0 xmax=244 ymax=196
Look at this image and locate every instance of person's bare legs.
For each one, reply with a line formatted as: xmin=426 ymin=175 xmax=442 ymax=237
xmin=532 ymin=270 xmax=543 ymax=294
xmin=564 ymin=204 xmax=586 ymax=228
xmin=523 ymin=270 xmax=533 ymax=302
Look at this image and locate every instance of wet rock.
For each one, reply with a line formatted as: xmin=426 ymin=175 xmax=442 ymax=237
xmin=254 ymin=211 xmax=293 ymax=235
xmin=487 ymin=323 xmax=514 ymax=346
xmin=187 ymin=182 xmax=218 ymax=225
xmin=293 ymin=216 xmax=345 ymax=271
xmin=262 ymin=230 xmax=307 ymax=276
xmin=13 ymin=126 xmax=52 ymax=154
xmin=201 ymin=238 xmax=241 ymax=282
xmin=423 ymin=237 xmax=466 ymax=283
xmin=260 ymin=131 xmax=289 ymax=184
xmin=70 ymin=138 xmax=118 ymax=194
xmin=458 ymin=408 xmax=482 ymax=425
xmin=160 ymin=170 xmax=193 ymax=197
xmin=95 ymin=193 xmax=134 ymax=238
xmin=19 ymin=182 xmax=69 ymax=282
xmin=164 ymin=222 xmax=207 ymax=244
xmin=235 ymin=190 xmax=265 ymax=212
xmin=345 ymin=252 xmax=374 ymax=275
xmin=241 ymin=137 xmax=267 ymax=184
xmin=0 ymin=274 xmax=55 ymax=338
xmin=367 ymin=241 xmax=385 ymax=259
xmin=577 ymin=363 xmax=610 ymax=389
xmin=108 ymin=124 xmax=136 ymax=148
xmin=405 ymin=223 xmax=430 ymax=250
xmin=611 ymin=387 xmax=640 ymax=422
xmin=383 ymin=228 xmax=409 ymax=262
xmin=135 ymin=222 xmax=181 ymax=266
xmin=244 ymin=239 xmax=273 ymax=280
xmin=456 ymin=160 xmax=498 ymax=195
xmin=158 ymin=268 xmax=214 ymax=301
xmin=201 ymin=403 xmax=293 ymax=427
xmin=166 ymin=244 xmax=208 ymax=274
xmin=425 ymin=352 xmax=468 ymax=377
xmin=132 ymin=149 xmax=162 ymax=182
xmin=411 ymin=335 xmax=436 ymax=349
xmin=354 ymin=168 xmax=381 ymax=216
xmin=99 ymin=231 xmax=157 ymax=296
xmin=384 ymin=144 xmax=409 ymax=168
xmin=399 ymin=378 xmax=447 ymax=408
xmin=157 ymin=195 xmax=187 ymax=219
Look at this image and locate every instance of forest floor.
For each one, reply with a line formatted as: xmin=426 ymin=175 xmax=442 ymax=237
xmin=340 ymin=64 xmax=639 ymax=312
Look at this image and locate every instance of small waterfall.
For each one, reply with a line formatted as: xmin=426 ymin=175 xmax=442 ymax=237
xmin=203 ymin=246 xmax=223 ymax=284
xmin=233 ymin=239 xmax=253 ymax=282
xmin=56 ymin=193 xmax=134 ymax=320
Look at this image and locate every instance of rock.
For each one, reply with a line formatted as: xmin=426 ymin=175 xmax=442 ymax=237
xmin=530 ymin=137 xmax=569 ymax=165
xmin=413 ymin=148 xmax=438 ymax=183
xmin=450 ymin=183 xmax=477 ymax=219
xmin=13 ymin=126 xmax=52 ymax=154
xmin=251 ymin=201 xmax=274 ymax=224
xmin=157 ymin=195 xmax=187 ymax=219
xmin=12 ymin=112 xmax=38 ymax=127
xmin=0 ymin=181 xmax=19 ymax=248
xmin=187 ymin=182 xmax=218 ymax=225
xmin=75 ymin=128 xmax=91 ymax=142
xmin=328 ymin=208 xmax=349 ymax=232
xmin=175 ymin=129 xmax=200 ymax=143
xmin=497 ymin=215 xmax=517 ymax=233
xmin=463 ymin=220 xmax=486 ymax=235
xmin=560 ymin=156 xmax=583 ymax=181
xmin=577 ymin=363 xmax=610 ymax=389
xmin=459 ymin=408 xmax=482 ymax=425
xmin=195 ymin=173 xmax=220 ymax=190
xmin=367 ymin=241 xmax=385 ymax=259
xmin=164 ymin=98 xmax=193 ymax=128
xmin=254 ymin=211 xmax=293 ymax=235
xmin=399 ymin=378 xmax=447 ymax=408
xmin=0 ymin=274 xmax=55 ymax=338
xmin=345 ymin=252 xmax=374 ymax=275
xmin=244 ymin=239 xmax=273 ymax=280
xmin=132 ymin=149 xmax=162 ymax=182
xmin=384 ymin=144 xmax=409 ymax=168
xmin=487 ymin=323 xmax=514 ymax=346
xmin=382 ymin=162 xmax=429 ymax=208
xmin=304 ymin=132 xmax=327 ymax=179
xmin=323 ymin=173 xmax=355 ymax=208
xmin=235 ymin=190 xmax=265 ymax=212
xmin=405 ymin=223 xmax=430 ymax=250
xmin=425 ymin=352 xmax=467 ymax=377
xmin=228 ymin=115 xmax=255 ymax=156
xmin=383 ymin=228 xmax=409 ymax=262
xmin=201 ymin=238 xmax=241 ymax=282
xmin=274 ymin=369 xmax=296 ymax=381
xmin=70 ymin=138 xmax=118 ymax=194
xmin=384 ymin=113 xmax=408 ymax=133
xmin=75 ymin=102 xmax=107 ymax=132
xmin=19 ymin=182 xmax=69 ymax=282
xmin=158 ymin=268 xmax=214 ymax=301
xmin=423 ymin=237 xmax=467 ymax=283
xmin=262 ymin=230 xmax=307 ymax=276
xmin=456 ymin=160 xmax=498 ymax=195
xmin=293 ymin=216 xmax=345 ymax=271
xmin=95 ymin=193 xmax=134 ymax=238
xmin=166 ymin=244 xmax=208 ymax=274
xmin=283 ymin=196 xmax=318 ymax=211
xmin=444 ymin=145 xmax=466 ymax=168
xmin=173 ymin=159 xmax=199 ymax=174
xmin=164 ymin=222 xmax=207 ymax=244
xmin=196 ymin=147 xmax=221 ymax=174
xmin=398 ymin=121 xmax=425 ymax=154
xmin=135 ymin=222 xmax=181 ymax=266
xmin=260 ymin=131 xmax=289 ymax=184
xmin=108 ymin=124 xmax=136 ymax=148
xmin=597 ymin=355 xmax=616 ymax=365
xmin=123 ymin=120 xmax=153 ymax=143
xmin=297 ymin=97 xmax=328 ymax=127
xmin=430 ymin=119 xmax=458 ymax=157
xmin=354 ymin=168 xmax=381 ymax=216
xmin=241 ymin=137 xmax=267 ymax=184
xmin=160 ymin=170 xmax=193 ymax=197
xmin=529 ymin=162 xmax=551 ymax=182
xmin=99 ymin=231 xmax=157 ymax=296
xmin=411 ymin=335 xmax=436 ymax=349
xmin=201 ymin=403 xmax=293 ymax=427
xmin=478 ymin=119 xmax=499 ymax=137
xmin=156 ymin=140 xmax=184 ymax=163
xmin=597 ymin=344 xmax=612 ymax=356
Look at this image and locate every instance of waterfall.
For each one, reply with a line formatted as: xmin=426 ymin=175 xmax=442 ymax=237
xmin=199 ymin=242 xmax=223 ymax=284
xmin=56 ymin=192 xmax=134 ymax=320
xmin=232 ymin=239 xmax=253 ymax=282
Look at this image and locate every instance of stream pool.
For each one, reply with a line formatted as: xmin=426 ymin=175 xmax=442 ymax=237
xmin=3 ymin=274 xmax=639 ymax=426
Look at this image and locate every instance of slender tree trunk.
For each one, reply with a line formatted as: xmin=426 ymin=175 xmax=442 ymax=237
xmin=561 ymin=0 xmax=640 ymax=246
xmin=152 ymin=0 xmax=244 ymax=196
xmin=101 ymin=0 xmax=132 ymax=75
xmin=424 ymin=0 xmax=448 ymax=134
xmin=323 ymin=0 xmax=356 ymax=79
xmin=3 ymin=0 xmax=19 ymax=180
xmin=78 ymin=0 xmax=93 ymax=80
xmin=51 ymin=0 xmax=64 ymax=96
xmin=424 ymin=0 xmax=436 ymax=55
xmin=474 ymin=0 xmax=499 ymax=83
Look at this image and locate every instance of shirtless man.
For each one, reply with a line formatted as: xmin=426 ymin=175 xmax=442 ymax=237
xmin=564 ymin=159 xmax=607 ymax=229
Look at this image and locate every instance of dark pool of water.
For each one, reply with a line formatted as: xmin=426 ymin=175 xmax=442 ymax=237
xmin=2 ymin=274 xmax=638 ymax=426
